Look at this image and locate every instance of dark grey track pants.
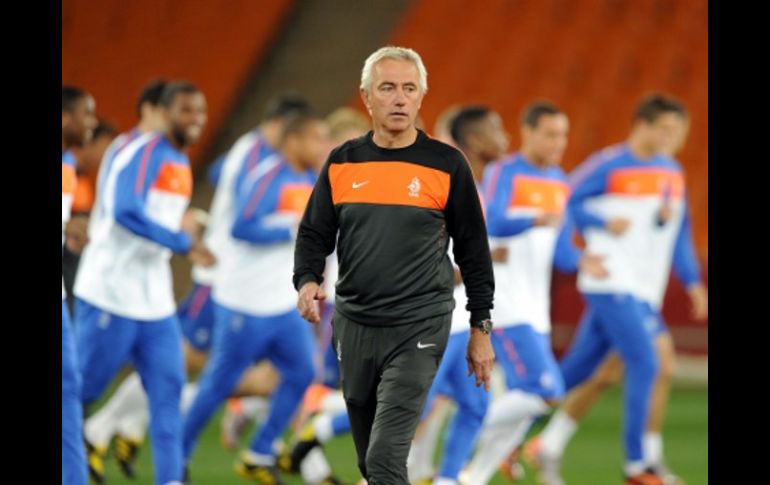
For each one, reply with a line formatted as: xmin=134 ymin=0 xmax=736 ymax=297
xmin=332 ymin=311 xmax=451 ymax=484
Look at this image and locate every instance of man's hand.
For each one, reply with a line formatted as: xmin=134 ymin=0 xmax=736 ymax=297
xmin=181 ymin=208 xmax=208 ymax=241
xmin=490 ymin=246 xmax=509 ymax=263
xmin=606 ymin=218 xmax=630 ymax=236
xmin=579 ymin=252 xmax=610 ymax=279
xmin=64 ymin=215 xmax=89 ymax=254
xmin=298 ymin=281 xmax=326 ymax=325
xmin=188 ymin=240 xmax=216 ymax=267
xmin=688 ymin=283 xmax=708 ymax=321
xmin=534 ymin=213 xmax=561 ymax=227
xmin=466 ymin=328 xmax=495 ymax=391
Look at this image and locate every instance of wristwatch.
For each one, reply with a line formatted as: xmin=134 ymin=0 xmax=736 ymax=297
xmin=470 ymin=318 xmax=493 ymax=335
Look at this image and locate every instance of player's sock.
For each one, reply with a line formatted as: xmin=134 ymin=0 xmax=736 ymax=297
xmin=432 ymin=477 xmax=457 ymax=485
xmin=643 ymin=432 xmax=663 ymax=466
xmin=624 ymin=460 xmax=648 ymax=477
xmin=313 ymin=413 xmax=335 ymax=444
xmin=241 ymin=396 xmax=271 ymax=423
xmin=540 ymin=409 xmax=578 ymax=459
xmin=299 ymin=447 xmax=333 ymax=484
xmin=485 ymin=389 xmax=549 ymax=427
xmin=110 ymin=373 xmax=149 ymax=443
xmin=85 ymin=372 xmax=146 ymax=448
xmin=464 ymin=416 xmax=533 ymax=484
xmin=180 ymin=382 xmax=198 ymax=413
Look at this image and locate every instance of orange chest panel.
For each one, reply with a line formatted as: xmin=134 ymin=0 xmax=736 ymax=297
xmin=152 ymin=162 xmax=192 ymax=198
xmin=62 ymin=163 xmax=76 ymax=196
xmin=329 ymin=161 xmax=451 ymax=210
xmin=607 ymin=168 xmax=684 ymax=198
xmin=277 ymin=184 xmax=314 ymax=214
xmin=509 ymin=176 xmax=569 ymax=214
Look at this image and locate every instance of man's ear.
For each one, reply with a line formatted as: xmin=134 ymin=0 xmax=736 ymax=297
xmin=360 ymin=89 xmax=372 ymax=115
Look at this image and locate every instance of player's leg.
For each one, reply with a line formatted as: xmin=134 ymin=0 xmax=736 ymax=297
xmin=237 ymin=309 xmax=315 ymax=481
xmin=588 ymin=294 xmax=660 ymax=480
xmin=465 ymin=325 xmax=560 ymax=484
xmin=645 ymin=309 xmax=681 ymax=483
xmin=526 ymin=352 xmax=622 ymax=468
xmin=74 ymin=298 xmax=137 ymax=482
xmin=62 ymin=301 xmax=88 ymax=485
xmin=183 ymin=304 xmax=264 ymax=462
xmin=132 ymin=314 xmax=185 ymax=485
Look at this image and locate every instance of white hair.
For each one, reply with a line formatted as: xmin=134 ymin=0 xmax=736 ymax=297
xmin=360 ymin=46 xmax=428 ymax=94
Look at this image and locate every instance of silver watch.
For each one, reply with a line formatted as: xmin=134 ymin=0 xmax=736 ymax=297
xmin=470 ymin=318 xmax=493 ymax=334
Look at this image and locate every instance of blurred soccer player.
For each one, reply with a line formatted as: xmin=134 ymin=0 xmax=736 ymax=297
xmin=62 ymin=121 xmax=117 ymax=313
xmin=62 ymin=84 xmax=97 ymax=485
xmin=527 ymin=101 xmax=707 ymax=485
xmin=407 ymin=105 xmax=509 ymax=485
xmin=81 ymin=79 xmax=173 ymax=480
xmin=182 ymin=115 xmax=328 ymax=484
xmin=83 ymin=93 xmax=312 ymax=480
xmin=462 ymin=101 xmax=606 ymax=484
xmin=530 ymin=94 xmax=697 ymax=485
xmin=73 ymin=81 xmax=213 ymax=485
xmin=275 ymin=108 xmax=372 ymax=484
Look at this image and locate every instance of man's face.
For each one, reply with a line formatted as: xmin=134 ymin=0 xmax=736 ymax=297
xmin=165 ymin=91 xmax=207 ymax=147
xmin=361 ymin=58 xmax=424 ymax=134
xmin=664 ymin=116 xmax=690 ymax=156
xmin=641 ymin=112 xmax=687 ymax=156
xmin=290 ymin=120 xmax=331 ymax=171
xmin=474 ymin=112 xmax=510 ymax=162
xmin=63 ymin=95 xmax=97 ymax=147
xmin=522 ymin=113 xmax=569 ymax=166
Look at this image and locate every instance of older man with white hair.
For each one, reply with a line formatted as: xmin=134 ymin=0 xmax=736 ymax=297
xmin=293 ymin=46 xmax=496 ymax=484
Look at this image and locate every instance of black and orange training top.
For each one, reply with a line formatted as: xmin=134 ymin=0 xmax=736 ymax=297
xmin=293 ymin=129 xmax=494 ymax=327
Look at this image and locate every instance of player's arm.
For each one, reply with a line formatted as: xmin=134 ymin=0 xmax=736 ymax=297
xmin=553 ymin=211 xmax=581 ymax=272
xmin=231 ymin=166 xmax=294 ymax=244
xmin=553 ymin=210 xmax=610 ymax=278
xmin=672 ymin=196 xmax=707 ymax=320
xmin=567 ymin=161 xmax=613 ymax=233
xmin=113 ymin=147 xmax=192 ymax=254
xmin=483 ymin=164 xmax=537 ymax=237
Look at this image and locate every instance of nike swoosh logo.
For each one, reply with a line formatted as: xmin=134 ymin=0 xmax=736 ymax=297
xmin=417 ymin=341 xmax=436 ymax=349
xmin=352 ymin=180 xmax=369 ymax=189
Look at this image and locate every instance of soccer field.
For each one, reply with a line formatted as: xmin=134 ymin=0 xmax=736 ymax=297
xmin=95 ymin=385 xmax=707 ymax=484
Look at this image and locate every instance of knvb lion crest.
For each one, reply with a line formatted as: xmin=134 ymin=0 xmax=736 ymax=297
xmin=408 ymin=177 xmax=421 ymax=198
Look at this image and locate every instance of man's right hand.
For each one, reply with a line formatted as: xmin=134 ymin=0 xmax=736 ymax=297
xmin=188 ymin=241 xmax=216 ymax=267
xmin=688 ymin=283 xmax=708 ymax=321
xmin=64 ymin=215 xmax=90 ymax=254
xmin=606 ymin=217 xmax=630 ymax=236
xmin=490 ymin=246 xmax=509 ymax=263
xmin=579 ymin=253 xmax=610 ymax=279
xmin=298 ymin=281 xmax=326 ymax=325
